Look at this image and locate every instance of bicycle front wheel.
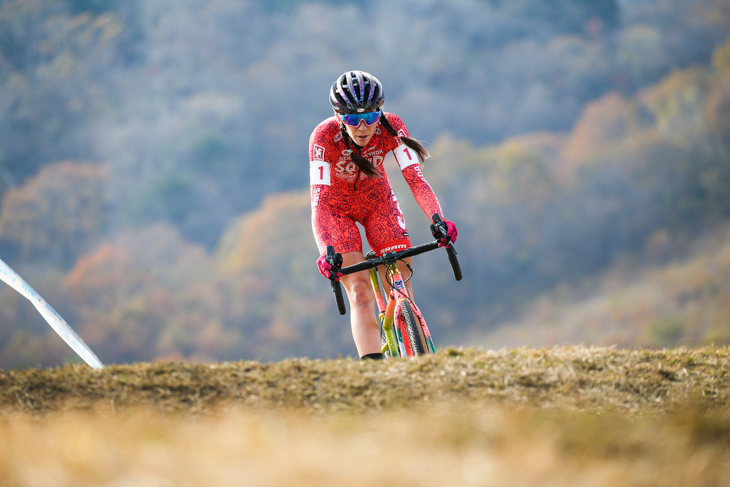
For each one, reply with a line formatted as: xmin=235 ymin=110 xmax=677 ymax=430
xmin=400 ymin=300 xmax=427 ymax=356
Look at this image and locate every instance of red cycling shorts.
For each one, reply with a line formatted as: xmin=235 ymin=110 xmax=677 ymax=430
xmin=314 ymin=187 xmax=412 ymax=257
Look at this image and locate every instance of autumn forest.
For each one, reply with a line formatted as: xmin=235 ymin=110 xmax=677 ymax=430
xmin=1 ymin=0 xmax=730 ymax=367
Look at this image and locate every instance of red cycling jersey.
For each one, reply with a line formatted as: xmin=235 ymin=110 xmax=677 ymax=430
xmin=309 ymin=112 xmax=443 ymax=257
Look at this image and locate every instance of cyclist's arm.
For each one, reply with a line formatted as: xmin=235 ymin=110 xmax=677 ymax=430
xmin=394 ymin=145 xmax=444 ymax=220
xmin=310 ymin=183 xmax=337 ymax=254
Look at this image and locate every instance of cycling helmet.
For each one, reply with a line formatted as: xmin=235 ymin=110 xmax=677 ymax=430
xmin=329 ymin=71 xmax=385 ymax=114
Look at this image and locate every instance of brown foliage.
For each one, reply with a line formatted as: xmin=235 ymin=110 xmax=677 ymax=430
xmin=559 ymin=93 xmax=636 ymax=180
xmin=64 ymin=223 xmax=232 ymax=363
xmin=0 ymin=161 xmax=108 ymax=268
xmin=705 ymin=73 xmax=730 ymax=140
xmin=216 ymin=190 xmax=347 ymax=359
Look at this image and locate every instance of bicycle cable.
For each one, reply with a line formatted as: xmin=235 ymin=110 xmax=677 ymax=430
xmin=384 ymin=259 xmax=416 ymax=306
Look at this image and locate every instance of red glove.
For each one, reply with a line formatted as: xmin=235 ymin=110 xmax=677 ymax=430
xmin=316 ymin=254 xmax=343 ymax=281
xmin=432 ymin=219 xmax=458 ymax=247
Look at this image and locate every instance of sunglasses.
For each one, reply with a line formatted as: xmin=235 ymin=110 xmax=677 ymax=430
xmin=338 ymin=110 xmax=381 ymax=127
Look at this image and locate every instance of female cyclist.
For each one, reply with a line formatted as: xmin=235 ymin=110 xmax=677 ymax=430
xmin=309 ymin=70 xmax=457 ymax=360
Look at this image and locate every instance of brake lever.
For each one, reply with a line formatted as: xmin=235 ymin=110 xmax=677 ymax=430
xmin=325 ymin=246 xmax=343 ymax=281
xmin=430 ymin=214 xmax=448 ymax=242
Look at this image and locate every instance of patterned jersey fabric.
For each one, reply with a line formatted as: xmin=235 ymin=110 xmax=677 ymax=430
xmin=309 ymin=112 xmax=443 ymax=256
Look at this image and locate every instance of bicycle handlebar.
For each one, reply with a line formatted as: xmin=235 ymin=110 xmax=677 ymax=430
xmin=326 ymin=214 xmax=462 ymax=315
xmin=339 ymin=241 xmax=438 ymax=275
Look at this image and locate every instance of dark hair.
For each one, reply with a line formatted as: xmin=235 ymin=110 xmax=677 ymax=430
xmin=380 ymin=113 xmax=430 ymax=163
xmin=339 ymin=113 xmax=430 ymax=179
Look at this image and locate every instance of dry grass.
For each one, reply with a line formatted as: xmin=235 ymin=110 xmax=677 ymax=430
xmin=1 ymin=346 xmax=729 ymax=486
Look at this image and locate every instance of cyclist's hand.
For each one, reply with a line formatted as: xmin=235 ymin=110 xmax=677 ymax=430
xmin=431 ymin=219 xmax=458 ymax=247
xmin=317 ymin=254 xmax=343 ymax=282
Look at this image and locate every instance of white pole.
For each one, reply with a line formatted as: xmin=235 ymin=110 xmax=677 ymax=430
xmin=0 ymin=257 xmax=104 ymax=369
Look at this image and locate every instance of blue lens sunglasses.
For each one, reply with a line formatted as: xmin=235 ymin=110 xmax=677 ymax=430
xmin=338 ymin=110 xmax=382 ymax=127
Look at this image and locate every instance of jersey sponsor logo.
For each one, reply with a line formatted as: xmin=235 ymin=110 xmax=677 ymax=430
xmin=398 ymin=128 xmax=407 ymax=138
xmin=313 ymin=144 xmax=325 ymax=161
xmin=334 ymin=155 xmax=385 ymax=179
xmin=335 ymin=159 xmax=358 ymax=175
xmin=380 ymin=243 xmax=408 ymax=254
xmin=311 ymin=186 xmax=322 ymax=208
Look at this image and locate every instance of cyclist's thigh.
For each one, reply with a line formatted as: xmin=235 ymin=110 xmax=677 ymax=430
xmin=363 ymin=191 xmax=411 ymax=256
xmin=314 ymin=204 xmax=363 ymax=256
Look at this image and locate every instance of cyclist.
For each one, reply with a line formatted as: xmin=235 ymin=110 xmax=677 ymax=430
xmin=309 ymin=70 xmax=457 ymax=360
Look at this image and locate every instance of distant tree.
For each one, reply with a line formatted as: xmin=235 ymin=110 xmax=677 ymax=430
xmin=559 ymin=94 xmax=639 ymax=180
xmin=64 ymin=223 xmax=232 ymax=363
xmin=640 ymin=68 xmax=709 ymax=137
xmin=0 ymin=1 xmax=130 ymax=190
xmin=617 ymin=25 xmax=672 ymax=87
xmin=216 ymin=190 xmax=351 ymax=359
xmin=0 ymin=161 xmax=109 ymax=268
xmin=705 ymin=40 xmax=730 ymax=144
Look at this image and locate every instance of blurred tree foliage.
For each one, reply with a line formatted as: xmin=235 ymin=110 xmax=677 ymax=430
xmin=215 ymin=191 xmax=351 ymax=360
xmin=0 ymin=161 xmax=108 ymax=268
xmin=2 ymin=0 xmax=730 ymax=365
xmin=63 ymin=223 xmax=235 ymax=363
xmin=3 ymin=0 xmax=729 ymax=245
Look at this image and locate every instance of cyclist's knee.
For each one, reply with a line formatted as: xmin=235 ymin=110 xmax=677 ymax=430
xmin=344 ymin=277 xmax=374 ymax=309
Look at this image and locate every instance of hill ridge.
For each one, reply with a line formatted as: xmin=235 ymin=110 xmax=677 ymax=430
xmin=2 ymin=346 xmax=728 ymax=416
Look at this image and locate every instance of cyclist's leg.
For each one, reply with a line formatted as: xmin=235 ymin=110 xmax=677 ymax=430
xmin=312 ymin=201 xmax=381 ymax=358
xmin=340 ymin=251 xmax=381 ymax=357
xmin=363 ymin=195 xmax=428 ymax=352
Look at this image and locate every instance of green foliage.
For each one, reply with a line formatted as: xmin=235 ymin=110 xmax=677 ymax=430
xmin=646 ymin=317 xmax=685 ymax=346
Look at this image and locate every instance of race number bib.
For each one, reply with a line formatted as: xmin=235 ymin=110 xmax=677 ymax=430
xmin=310 ymin=160 xmax=331 ymax=185
xmin=393 ymin=143 xmax=419 ymax=170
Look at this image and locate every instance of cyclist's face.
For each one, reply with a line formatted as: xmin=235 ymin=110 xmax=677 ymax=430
xmin=339 ymin=111 xmax=379 ymax=147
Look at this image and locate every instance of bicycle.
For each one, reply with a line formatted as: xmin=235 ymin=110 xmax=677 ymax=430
xmin=325 ymin=214 xmax=462 ymax=358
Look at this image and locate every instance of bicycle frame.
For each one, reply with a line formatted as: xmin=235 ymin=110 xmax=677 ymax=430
xmin=368 ymin=262 xmax=435 ymax=357
xmin=325 ymin=214 xmax=462 ymax=358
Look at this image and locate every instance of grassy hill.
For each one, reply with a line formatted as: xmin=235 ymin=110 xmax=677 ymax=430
xmin=1 ymin=346 xmax=729 ymax=486
xmin=1 ymin=346 xmax=729 ymax=415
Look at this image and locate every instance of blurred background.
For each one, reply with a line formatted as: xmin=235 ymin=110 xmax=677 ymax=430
xmin=1 ymin=0 xmax=730 ymax=367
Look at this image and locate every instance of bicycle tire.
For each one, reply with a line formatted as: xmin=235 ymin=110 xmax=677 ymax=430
xmin=400 ymin=300 xmax=426 ymax=356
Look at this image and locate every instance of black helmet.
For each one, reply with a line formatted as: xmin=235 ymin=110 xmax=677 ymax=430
xmin=329 ymin=71 xmax=385 ymax=114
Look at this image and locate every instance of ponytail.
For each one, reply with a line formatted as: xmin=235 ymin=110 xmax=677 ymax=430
xmin=379 ymin=113 xmax=430 ymax=163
